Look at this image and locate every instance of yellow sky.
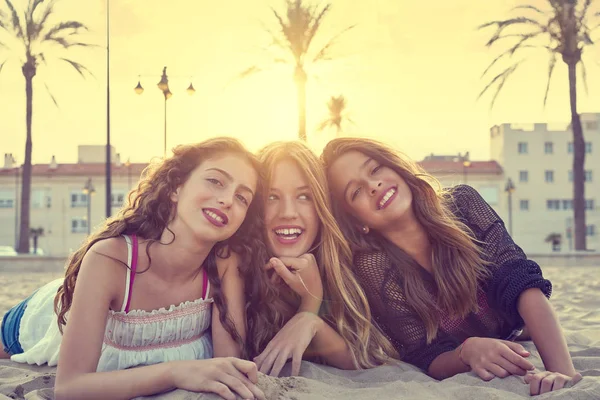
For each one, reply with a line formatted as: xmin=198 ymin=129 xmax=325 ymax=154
xmin=0 ymin=0 xmax=599 ymax=165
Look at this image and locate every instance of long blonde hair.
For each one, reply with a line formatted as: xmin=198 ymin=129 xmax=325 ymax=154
xmin=54 ymin=137 xmax=268 ymax=359
xmin=255 ymin=141 xmax=397 ymax=368
xmin=321 ymin=138 xmax=490 ymax=343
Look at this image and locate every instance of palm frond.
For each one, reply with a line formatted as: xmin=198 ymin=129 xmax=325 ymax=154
xmin=26 ymin=0 xmax=45 ymax=21
xmin=579 ymin=0 xmax=593 ymax=25
xmin=60 ymin=57 xmax=92 ymax=78
xmin=312 ymin=24 xmax=356 ymax=63
xmin=43 ymin=21 xmax=88 ymax=41
xmin=478 ymin=61 xmax=523 ymax=109
xmin=481 ymin=42 xmax=548 ymax=78
xmin=4 ymin=0 xmax=24 ymax=38
xmin=305 ymin=3 xmax=331 ymax=52
xmin=31 ymin=0 xmax=56 ymax=41
xmin=0 ymin=59 xmax=7 ymax=74
xmin=543 ymin=52 xmax=556 ymax=106
xmin=512 ymin=5 xmax=546 ymax=15
xmin=44 ymin=82 xmax=59 ymax=108
xmin=317 ymin=119 xmax=332 ymax=132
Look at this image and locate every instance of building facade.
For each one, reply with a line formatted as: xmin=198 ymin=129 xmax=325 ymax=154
xmin=0 ymin=146 xmax=146 ymax=256
xmin=490 ymin=113 xmax=599 ymax=253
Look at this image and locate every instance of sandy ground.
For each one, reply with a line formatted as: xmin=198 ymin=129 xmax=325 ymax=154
xmin=1 ymin=266 xmax=599 ymax=399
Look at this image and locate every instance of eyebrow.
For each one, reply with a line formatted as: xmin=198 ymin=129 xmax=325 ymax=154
xmin=269 ymin=185 xmax=310 ymax=193
xmin=206 ymin=167 xmax=255 ymax=197
xmin=343 ymin=157 xmax=373 ymax=200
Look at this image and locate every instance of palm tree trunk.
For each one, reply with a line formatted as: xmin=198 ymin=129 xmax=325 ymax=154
xmin=568 ymin=62 xmax=586 ymax=251
xmin=17 ymin=66 xmax=35 ymax=254
xmin=294 ymin=65 xmax=307 ymax=141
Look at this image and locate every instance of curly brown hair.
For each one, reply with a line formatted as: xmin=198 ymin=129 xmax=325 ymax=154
xmin=54 ymin=137 xmax=270 ymax=358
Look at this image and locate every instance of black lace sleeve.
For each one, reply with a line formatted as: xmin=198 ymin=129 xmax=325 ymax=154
xmin=449 ymin=185 xmax=552 ymax=326
xmin=354 ymin=251 xmax=460 ymax=371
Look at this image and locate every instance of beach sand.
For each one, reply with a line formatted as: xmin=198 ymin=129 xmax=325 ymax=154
xmin=1 ymin=266 xmax=599 ymax=399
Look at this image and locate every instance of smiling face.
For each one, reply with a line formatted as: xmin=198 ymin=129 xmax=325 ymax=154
xmin=171 ymin=153 xmax=258 ymax=244
xmin=264 ymin=159 xmax=320 ymax=258
xmin=327 ymin=150 xmax=414 ymax=233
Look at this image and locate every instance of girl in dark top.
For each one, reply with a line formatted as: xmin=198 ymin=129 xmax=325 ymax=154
xmin=321 ymin=138 xmax=581 ymax=396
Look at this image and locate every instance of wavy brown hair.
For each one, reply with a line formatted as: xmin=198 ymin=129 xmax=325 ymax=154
xmin=253 ymin=141 xmax=398 ymax=367
xmin=54 ymin=137 xmax=268 ymax=358
xmin=321 ymin=138 xmax=490 ymax=343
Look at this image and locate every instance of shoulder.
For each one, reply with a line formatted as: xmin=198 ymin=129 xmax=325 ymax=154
xmin=215 ymin=246 xmax=242 ymax=279
xmin=78 ymin=237 xmax=130 ymax=285
xmin=87 ymin=236 xmax=129 ymax=266
xmin=74 ymin=237 xmax=130 ymax=306
xmin=446 ymin=184 xmax=481 ymax=205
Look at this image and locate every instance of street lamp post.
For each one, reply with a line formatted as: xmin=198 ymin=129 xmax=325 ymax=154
xmin=82 ymin=178 xmax=96 ymax=236
xmin=505 ymin=178 xmax=516 ymax=236
xmin=134 ymin=67 xmax=196 ymax=158
xmin=106 ymin=0 xmax=112 ymax=219
xmin=13 ymin=156 xmax=19 ymax=250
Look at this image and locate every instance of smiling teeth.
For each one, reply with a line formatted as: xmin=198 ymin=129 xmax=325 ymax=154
xmin=379 ymin=188 xmax=396 ymax=208
xmin=275 ymin=228 xmax=302 ymax=236
xmin=204 ymin=210 xmax=224 ymax=223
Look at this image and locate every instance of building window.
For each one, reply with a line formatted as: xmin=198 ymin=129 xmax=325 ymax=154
xmin=569 ymin=142 xmax=592 ymax=153
xmin=562 ymin=200 xmax=573 ymax=210
xmin=519 ymin=170 xmax=528 ymax=182
xmin=546 ymin=199 xmax=560 ymax=210
xmin=111 ymin=192 xmax=126 ymax=207
xmin=0 ymin=190 xmax=14 ymax=208
xmin=31 ymin=189 xmax=52 ymax=209
xmin=587 ymin=225 xmax=596 ymax=237
xmin=585 ymin=121 xmax=598 ymax=130
xmin=545 ymin=170 xmax=554 ymax=183
xmin=544 ymin=142 xmax=553 ymax=154
xmin=518 ymin=142 xmax=528 ymax=154
xmin=585 ymin=199 xmax=595 ymax=210
xmin=70 ymin=192 xmax=88 ymax=208
xmin=520 ymin=200 xmax=529 ymax=211
xmin=71 ymin=218 xmax=88 ymax=233
xmin=568 ymin=170 xmax=592 ymax=182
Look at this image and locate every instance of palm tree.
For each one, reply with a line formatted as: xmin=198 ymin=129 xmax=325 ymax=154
xmin=317 ymin=94 xmax=354 ymax=136
xmin=0 ymin=0 xmax=93 ymax=254
xmin=240 ymin=0 xmax=354 ymax=141
xmin=479 ymin=0 xmax=599 ymax=251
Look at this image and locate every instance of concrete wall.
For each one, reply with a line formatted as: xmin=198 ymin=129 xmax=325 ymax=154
xmin=0 ymin=256 xmax=68 ymax=273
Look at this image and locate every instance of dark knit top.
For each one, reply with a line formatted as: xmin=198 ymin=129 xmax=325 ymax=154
xmin=353 ymin=185 xmax=552 ymax=371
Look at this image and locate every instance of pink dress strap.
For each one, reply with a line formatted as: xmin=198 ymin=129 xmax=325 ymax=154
xmin=201 ymin=268 xmax=209 ymax=300
xmin=124 ymin=234 xmax=138 ymax=313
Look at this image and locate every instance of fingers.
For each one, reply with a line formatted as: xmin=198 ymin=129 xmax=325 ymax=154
xmin=218 ymin=374 xmax=256 ymax=400
xmin=267 ymin=258 xmax=296 ymax=284
xmin=230 ymin=358 xmax=260 ymax=384
xmin=526 ymin=371 xmax=552 ymax=396
xmin=486 ymin=363 xmax=510 ymax=379
xmin=565 ymin=372 xmax=583 ymax=388
xmin=206 ymin=382 xmax=235 ymax=400
xmin=501 ymin=345 xmax=535 ymax=372
xmin=473 ymin=367 xmax=495 ymax=381
xmin=291 ymin=349 xmax=303 ymax=376
xmin=502 ymin=340 xmax=531 ymax=358
xmin=270 ymin=351 xmax=291 ymax=377
xmin=257 ymin=347 xmax=279 ymax=375
xmin=497 ymin=355 xmax=528 ymax=376
xmin=226 ymin=364 xmax=266 ymax=400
